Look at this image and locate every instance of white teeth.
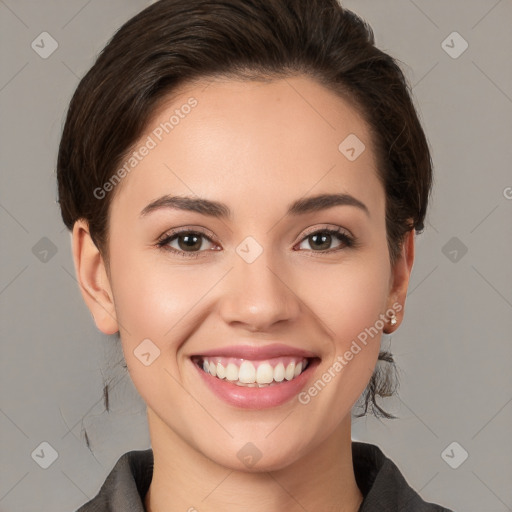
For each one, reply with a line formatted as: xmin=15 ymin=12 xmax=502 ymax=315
xmin=216 ymin=361 xmax=226 ymax=379
xmin=256 ymin=362 xmax=274 ymax=384
xmin=198 ymin=357 xmax=310 ymax=385
xmin=285 ymin=362 xmax=296 ymax=381
xmin=273 ymin=362 xmax=285 ymax=382
xmin=225 ymin=363 xmax=239 ymax=381
xmin=238 ymin=360 xmax=256 ymax=383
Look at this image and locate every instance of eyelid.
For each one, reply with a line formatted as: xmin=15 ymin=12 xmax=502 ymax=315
xmin=156 ymin=225 xmax=218 ymax=245
xmin=299 ymin=223 xmax=354 ymax=240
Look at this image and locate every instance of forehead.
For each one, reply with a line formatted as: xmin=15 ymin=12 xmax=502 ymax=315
xmin=109 ymin=75 xmax=383 ymax=223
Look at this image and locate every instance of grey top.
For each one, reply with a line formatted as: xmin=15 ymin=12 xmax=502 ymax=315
xmin=75 ymin=441 xmax=454 ymax=511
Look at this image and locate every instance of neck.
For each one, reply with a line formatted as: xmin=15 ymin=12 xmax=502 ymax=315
xmin=144 ymin=410 xmax=363 ymax=512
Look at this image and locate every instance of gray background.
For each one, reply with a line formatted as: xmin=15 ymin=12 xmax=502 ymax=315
xmin=0 ymin=0 xmax=511 ymax=511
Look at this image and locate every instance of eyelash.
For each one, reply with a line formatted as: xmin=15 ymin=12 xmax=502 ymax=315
xmin=156 ymin=226 xmax=357 ymax=259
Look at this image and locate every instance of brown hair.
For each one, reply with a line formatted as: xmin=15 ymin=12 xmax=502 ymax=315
xmin=57 ymin=0 xmax=433 ymax=424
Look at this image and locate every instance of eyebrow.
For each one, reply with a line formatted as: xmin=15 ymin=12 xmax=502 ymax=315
xmin=139 ymin=192 xmax=370 ymax=219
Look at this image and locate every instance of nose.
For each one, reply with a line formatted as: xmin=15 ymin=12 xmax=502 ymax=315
xmin=217 ymin=247 xmax=302 ymax=332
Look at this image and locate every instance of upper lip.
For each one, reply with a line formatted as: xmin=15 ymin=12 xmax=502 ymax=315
xmin=191 ymin=343 xmax=319 ymax=360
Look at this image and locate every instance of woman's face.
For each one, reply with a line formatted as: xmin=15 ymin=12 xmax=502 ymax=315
xmin=75 ymin=75 xmax=412 ymax=471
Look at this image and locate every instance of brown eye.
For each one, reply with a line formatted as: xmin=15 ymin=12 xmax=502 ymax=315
xmin=157 ymin=230 xmax=217 ymax=258
xmin=174 ymin=233 xmax=204 ymax=251
xmin=297 ymin=228 xmax=354 ymax=252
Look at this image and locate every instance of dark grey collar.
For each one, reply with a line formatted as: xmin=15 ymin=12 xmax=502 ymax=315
xmin=76 ymin=441 xmax=454 ymax=511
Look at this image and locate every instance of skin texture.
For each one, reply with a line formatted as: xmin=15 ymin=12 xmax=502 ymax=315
xmin=72 ymin=75 xmax=415 ymax=512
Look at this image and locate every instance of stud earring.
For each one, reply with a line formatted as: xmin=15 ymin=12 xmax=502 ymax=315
xmin=389 ymin=311 xmax=397 ymax=326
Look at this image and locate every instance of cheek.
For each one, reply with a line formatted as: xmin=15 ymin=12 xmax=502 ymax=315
xmin=310 ymin=251 xmax=390 ymax=381
xmin=310 ymin=255 xmax=390 ymax=338
xmin=109 ymin=239 xmax=209 ymax=330
xmin=107 ymin=254 xmax=212 ymax=399
xmin=293 ymin=255 xmax=391 ymax=425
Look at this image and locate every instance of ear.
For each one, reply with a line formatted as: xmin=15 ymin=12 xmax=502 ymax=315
xmin=385 ymin=228 xmax=415 ymax=333
xmin=71 ymin=219 xmax=119 ymax=335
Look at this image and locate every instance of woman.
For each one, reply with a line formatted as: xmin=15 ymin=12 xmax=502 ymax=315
xmin=57 ymin=0 xmax=454 ymax=510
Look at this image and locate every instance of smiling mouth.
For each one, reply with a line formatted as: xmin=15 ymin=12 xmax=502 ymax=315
xmin=191 ymin=355 xmax=318 ymax=387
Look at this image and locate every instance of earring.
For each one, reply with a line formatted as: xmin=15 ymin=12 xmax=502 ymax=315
xmin=389 ymin=311 xmax=397 ymax=326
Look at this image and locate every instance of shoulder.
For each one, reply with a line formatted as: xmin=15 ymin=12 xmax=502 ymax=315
xmin=75 ymin=448 xmax=153 ymax=512
xmin=352 ymin=441 xmax=455 ymax=512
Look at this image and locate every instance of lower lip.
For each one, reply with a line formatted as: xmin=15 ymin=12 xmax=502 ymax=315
xmin=191 ymin=357 xmax=321 ymax=409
